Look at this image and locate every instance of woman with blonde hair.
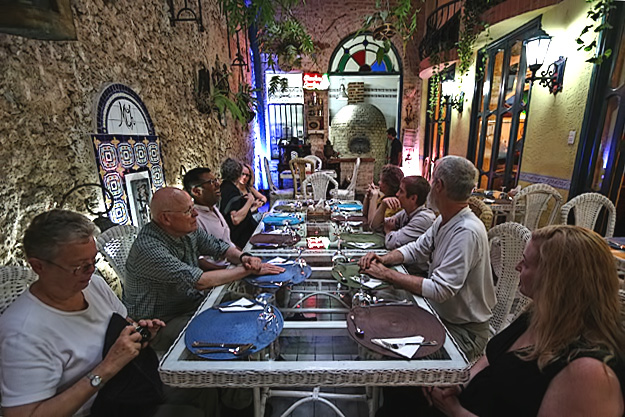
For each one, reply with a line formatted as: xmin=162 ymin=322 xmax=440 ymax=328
xmin=422 ymin=225 xmax=625 ymax=416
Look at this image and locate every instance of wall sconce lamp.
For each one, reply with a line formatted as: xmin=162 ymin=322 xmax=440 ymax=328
xmin=524 ymin=34 xmax=567 ymax=95
xmin=441 ymin=79 xmax=464 ymax=113
xmin=168 ymin=0 xmax=204 ymax=32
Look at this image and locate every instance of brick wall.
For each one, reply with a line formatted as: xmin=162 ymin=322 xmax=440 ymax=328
xmin=331 ymin=103 xmax=388 ymax=181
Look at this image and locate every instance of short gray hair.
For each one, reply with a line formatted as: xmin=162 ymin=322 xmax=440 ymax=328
xmin=433 ymin=156 xmax=477 ymax=201
xmin=221 ymin=158 xmax=242 ymax=182
xmin=23 ymin=210 xmax=96 ymax=260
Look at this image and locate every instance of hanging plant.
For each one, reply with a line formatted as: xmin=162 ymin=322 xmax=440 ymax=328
xmin=575 ymin=0 xmax=617 ymax=65
xmin=268 ymin=75 xmax=289 ymax=97
xmin=219 ymin=0 xmax=316 ymax=71
xmin=259 ymin=18 xmax=315 ymax=71
xmin=360 ymin=0 xmax=423 ymax=63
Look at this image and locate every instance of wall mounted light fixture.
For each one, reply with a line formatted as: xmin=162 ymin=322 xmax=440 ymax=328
xmin=441 ymin=79 xmax=464 ymax=113
xmin=524 ymin=33 xmax=567 ymax=95
xmin=168 ymin=0 xmax=204 ymax=32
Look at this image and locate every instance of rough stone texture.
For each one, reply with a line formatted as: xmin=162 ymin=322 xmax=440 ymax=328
xmin=0 ymin=0 xmax=254 ymax=264
xmin=330 ymin=103 xmax=387 ymax=181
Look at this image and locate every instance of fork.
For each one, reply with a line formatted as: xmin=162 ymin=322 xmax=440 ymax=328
xmin=380 ymin=340 xmax=438 ymax=349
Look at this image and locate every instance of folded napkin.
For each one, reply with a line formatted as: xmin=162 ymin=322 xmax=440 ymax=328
xmin=266 ymin=257 xmax=295 ymax=265
xmin=371 ymin=335 xmax=425 ymax=359
xmin=347 ymin=242 xmax=376 ymax=249
xmin=361 ymin=278 xmax=385 ymax=289
xmin=218 ymin=297 xmax=263 ymax=313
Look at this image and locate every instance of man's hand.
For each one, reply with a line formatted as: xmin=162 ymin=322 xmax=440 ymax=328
xmin=361 ymin=260 xmax=390 ymax=281
xmin=427 ymin=386 xmax=466 ymax=416
xmin=382 ymin=196 xmax=401 ymax=211
xmin=251 ymin=263 xmax=285 ymax=276
xmin=384 ymin=217 xmax=397 ymax=234
xmin=242 ymin=255 xmax=262 ymax=272
xmin=358 ymin=252 xmax=385 ymax=269
xmin=135 ymin=318 xmax=166 ymax=347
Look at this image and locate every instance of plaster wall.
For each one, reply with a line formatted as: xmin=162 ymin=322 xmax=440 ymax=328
xmin=430 ymin=0 xmax=595 ymax=199
xmin=0 ymin=0 xmax=254 ymax=264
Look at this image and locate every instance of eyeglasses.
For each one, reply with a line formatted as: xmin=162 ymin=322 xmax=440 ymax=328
xmin=43 ymin=258 xmax=97 ymax=276
xmin=194 ymin=178 xmax=221 ymax=188
xmin=163 ymin=206 xmax=195 ymax=216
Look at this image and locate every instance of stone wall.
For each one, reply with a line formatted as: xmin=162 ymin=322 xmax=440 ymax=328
xmin=0 ymin=0 xmax=254 ymax=264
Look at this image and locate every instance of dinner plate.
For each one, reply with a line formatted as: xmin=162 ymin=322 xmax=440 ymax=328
xmin=185 ymin=301 xmax=284 ymax=360
xmin=341 ymin=232 xmax=385 ymax=249
xmin=263 ymin=215 xmax=303 ymax=226
xmin=331 ymin=262 xmax=389 ymax=290
xmin=347 ymin=305 xmax=445 ymax=359
xmin=245 ymin=263 xmax=312 ymax=289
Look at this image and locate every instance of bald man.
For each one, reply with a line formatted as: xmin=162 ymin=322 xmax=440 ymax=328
xmin=124 ymin=187 xmax=283 ymax=350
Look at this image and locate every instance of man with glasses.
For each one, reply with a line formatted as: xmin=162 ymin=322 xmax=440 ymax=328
xmin=182 ymin=167 xmax=231 ymax=245
xmin=0 ymin=210 xmax=167 ymax=416
xmin=124 ymin=187 xmax=284 ymax=351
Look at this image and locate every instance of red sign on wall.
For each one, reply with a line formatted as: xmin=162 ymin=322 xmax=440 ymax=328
xmin=303 ymin=72 xmax=328 ymax=90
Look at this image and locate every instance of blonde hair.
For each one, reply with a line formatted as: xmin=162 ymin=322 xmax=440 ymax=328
xmin=524 ymin=225 xmax=625 ymax=369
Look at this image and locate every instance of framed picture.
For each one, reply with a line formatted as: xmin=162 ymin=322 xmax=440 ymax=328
xmin=0 ymin=0 xmax=77 ymax=40
xmin=125 ymin=171 xmax=152 ymax=228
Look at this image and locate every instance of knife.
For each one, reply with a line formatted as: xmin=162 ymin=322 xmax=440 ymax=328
xmin=192 ymin=341 xmax=255 ymax=348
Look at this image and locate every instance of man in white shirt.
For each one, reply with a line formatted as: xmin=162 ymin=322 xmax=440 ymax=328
xmin=370 ymin=175 xmax=436 ymax=250
xmin=359 ymin=156 xmax=496 ymax=361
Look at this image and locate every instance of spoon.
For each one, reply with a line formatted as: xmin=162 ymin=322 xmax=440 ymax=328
xmin=350 ymin=314 xmax=364 ymax=338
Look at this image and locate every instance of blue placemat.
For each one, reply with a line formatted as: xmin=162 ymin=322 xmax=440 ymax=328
xmin=334 ymin=203 xmax=362 ymax=211
xmin=185 ymin=301 xmax=283 ymax=360
xmin=245 ymin=263 xmax=312 ymax=288
xmin=263 ymin=215 xmax=303 ymax=226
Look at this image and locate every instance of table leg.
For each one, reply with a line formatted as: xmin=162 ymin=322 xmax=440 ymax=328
xmin=367 ymin=386 xmax=380 ymax=417
xmin=253 ymin=387 xmax=262 ymax=417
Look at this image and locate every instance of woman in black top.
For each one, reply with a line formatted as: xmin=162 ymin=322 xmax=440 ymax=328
xmin=424 ymin=225 xmax=625 ymax=416
xmin=219 ymin=158 xmax=258 ymax=249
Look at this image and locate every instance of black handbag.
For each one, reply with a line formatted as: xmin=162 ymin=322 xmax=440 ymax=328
xmin=90 ymin=313 xmax=164 ymax=417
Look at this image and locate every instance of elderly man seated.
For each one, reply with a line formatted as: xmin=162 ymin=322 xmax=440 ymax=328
xmin=370 ymin=175 xmax=435 ymax=250
xmin=0 ymin=210 xmax=166 ymax=417
xmin=359 ymin=156 xmax=496 ymax=361
xmin=124 ymin=187 xmax=283 ymax=351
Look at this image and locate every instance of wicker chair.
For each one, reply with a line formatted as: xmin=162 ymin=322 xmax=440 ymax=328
xmin=561 ymin=192 xmax=616 ymax=237
xmin=488 ymin=222 xmax=532 ymax=336
xmin=264 ymin=157 xmax=293 ymax=207
xmin=302 ymin=172 xmax=338 ymax=200
xmin=0 ymin=266 xmax=38 ymax=315
xmin=95 ymin=225 xmax=138 ymax=286
xmin=468 ymin=196 xmax=494 ymax=230
xmin=289 ymin=157 xmax=315 ymax=197
xmin=330 ymin=157 xmax=361 ymax=201
xmin=511 ymin=183 xmax=563 ymax=231
xmin=304 ymin=155 xmax=323 ymax=171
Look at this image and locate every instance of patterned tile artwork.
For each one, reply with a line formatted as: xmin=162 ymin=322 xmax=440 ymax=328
xmin=91 ymin=134 xmax=165 ymax=225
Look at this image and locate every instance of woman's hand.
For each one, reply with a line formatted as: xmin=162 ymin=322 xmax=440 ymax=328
xmin=100 ymin=325 xmax=143 ymax=375
xmin=423 ymin=386 xmax=471 ymax=417
xmin=136 ymin=318 xmax=166 ymax=347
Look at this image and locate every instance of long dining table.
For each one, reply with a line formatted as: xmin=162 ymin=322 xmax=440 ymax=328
xmin=158 ymin=200 xmax=470 ymax=417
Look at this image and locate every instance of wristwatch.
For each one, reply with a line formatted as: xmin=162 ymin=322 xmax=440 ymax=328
xmin=239 ymin=252 xmax=252 ymax=264
xmin=87 ymin=372 xmax=104 ymax=388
